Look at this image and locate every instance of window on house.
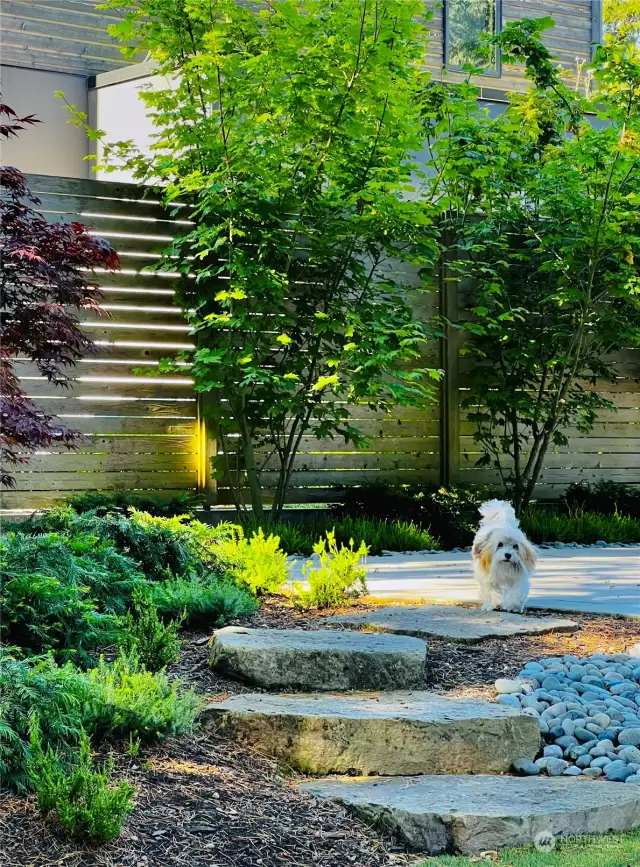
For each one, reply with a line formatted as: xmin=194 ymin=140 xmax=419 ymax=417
xmin=444 ymin=0 xmax=501 ymax=75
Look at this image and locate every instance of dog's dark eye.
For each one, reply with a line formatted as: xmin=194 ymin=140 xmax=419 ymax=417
xmin=497 ymin=542 xmax=503 ymax=548
xmin=513 ymin=543 xmax=519 ymax=550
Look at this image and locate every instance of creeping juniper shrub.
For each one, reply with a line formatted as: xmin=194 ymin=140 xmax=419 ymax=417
xmin=0 ymin=648 xmax=92 ymax=793
xmin=119 ymin=596 xmax=182 ymax=672
xmin=147 ymin=576 xmax=258 ymax=627
xmin=0 ymin=532 xmax=144 ymax=661
xmin=29 ymin=727 xmax=135 ymax=842
xmin=293 ymin=531 xmax=369 ymax=609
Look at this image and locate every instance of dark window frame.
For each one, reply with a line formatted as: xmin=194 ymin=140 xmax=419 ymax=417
xmin=443 ymin=0 xmax=503 ymax=78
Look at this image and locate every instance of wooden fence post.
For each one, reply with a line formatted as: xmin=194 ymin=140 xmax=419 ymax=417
xmin=197 ymin=394 xmax=218 ymax=508
xmin=439 ymin=244 xmax=460 ymax=488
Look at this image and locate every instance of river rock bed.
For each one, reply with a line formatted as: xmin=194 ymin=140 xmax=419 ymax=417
xmin=498 ymin=651 xmax=640 ymax=782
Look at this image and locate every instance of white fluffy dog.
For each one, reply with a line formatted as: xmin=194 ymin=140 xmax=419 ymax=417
xmin=472 ymin=499 xmax=537 ymax=613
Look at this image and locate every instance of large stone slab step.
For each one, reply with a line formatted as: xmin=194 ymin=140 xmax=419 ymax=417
xmin=329 ymin=604 xmax=578 ymax=643
xmin=300 ymin=774 xmax=640 ymax=855
xmin=201 ymin=691 xmax=540 ymax=776
xmin=209 ymin=626 xmax=427 ymax=690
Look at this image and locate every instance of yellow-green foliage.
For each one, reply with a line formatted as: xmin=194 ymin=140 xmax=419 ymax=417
xmin=212 ymin=526 xmax=289 ymax=596
xmin=293 ymin=531 xmax=369 ymax=609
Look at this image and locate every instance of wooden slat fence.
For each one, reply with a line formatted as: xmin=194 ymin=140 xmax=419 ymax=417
xmin=1 ymin=174 xmax=638 ymax=510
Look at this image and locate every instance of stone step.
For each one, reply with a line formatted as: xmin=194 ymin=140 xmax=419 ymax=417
xmin=210 ymin=626 xmax=427 ymax=691
xmin=300 ymin=774 xmax=640 ymax=855
xmin=329 ymin=604 xmax=578 ymax=643
xmin=201 ymin=691 xmax=540 ymax=776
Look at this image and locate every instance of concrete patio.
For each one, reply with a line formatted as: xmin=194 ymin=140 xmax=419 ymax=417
xmin=290 ymin=547 xmax=640 ymax=618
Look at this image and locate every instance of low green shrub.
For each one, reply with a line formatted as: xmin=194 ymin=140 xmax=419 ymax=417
xmin=212 ymin=527 xmax=289 ymax=595
xmin=0 ymin=533 xmax=136 ymax=662
xmin=563 ymin=480 xmax=640 ymax=519
xmin=67 ymin=490 xmax=199 ymax=517
xmin=147 ymin=576 xmax=258 ymax=627
xmin=293 ymin=531 xmax=369 ymax=609
xmin=246 ymin=516 xmax=439 ymax=555
xmin=0 ymin=648 xmax=90 ymax=792
xmin=119 ymin=597 xmax=182 ymax=672
xmin=333 ymin=516 xmax=438 ymax=554
xmin=29 ymin=727 xmax=135 ymax=842
xmin=522 ymin=508 xmax=640 ymax=544
xmin=0 ymin=649 xmax=203 ymax=793
xmin=338 ymin=483 xmax=486 ymax=549
xmin=87 ymin=654 xmax=204 ymax=743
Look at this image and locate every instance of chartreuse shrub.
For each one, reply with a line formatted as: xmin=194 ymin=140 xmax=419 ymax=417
xmin=87 ymin=653 xmax=204 ymax=744
xmin=211 ymin=527 xmax=289 ymax=596
xmin=29 ymin=726 xmax=135 ymax=842
xmin=293 ymin=532 xmax=369 ymax=609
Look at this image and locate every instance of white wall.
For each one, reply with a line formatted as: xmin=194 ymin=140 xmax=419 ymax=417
xmin=0 ymin=66 xmax=90 ymax=178
xmin=90 ymin=69 xmax=171 ymax=183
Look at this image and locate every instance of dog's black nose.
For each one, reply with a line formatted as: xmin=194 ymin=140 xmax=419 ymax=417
xmin=504 ymin=552 xmax=512 ymax=560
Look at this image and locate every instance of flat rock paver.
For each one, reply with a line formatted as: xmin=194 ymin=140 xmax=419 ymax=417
xmin=209 ymin=626 xmax=427 ymax=690
xmin=201 ymin=691 xmax=540 ymax=776
xmin=300 ymin=774 xmax=640 ymax=855
xmin=288 ymin=548 xmax=640 ymax=617
xmin=329 ymin=604 xmax=577 ymax=643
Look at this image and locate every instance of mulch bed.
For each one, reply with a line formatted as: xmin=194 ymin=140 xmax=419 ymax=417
xmin=2 ymin=596 xmax=638 ymax=866
xmin=0 ymin=731 xmax=400 ymax=867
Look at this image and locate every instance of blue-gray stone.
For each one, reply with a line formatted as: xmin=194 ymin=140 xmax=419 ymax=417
xmin=555 ymin=736 xmax=578 ymax=749
xmin=605 ymin=761 xmax=634 ymax=782
xmin=591 ymin=713 xmax=611 ymax=729
xmin=576 ymin=754 xmax=593 ymax=769
xmin=618 ymin=746 xmax=640 ymax=764
xmin=545 ymin=758 xmax=567 ymax=776
xmin=581 ymin=676 xmax=605 ymax=687
xmin=619 ymin=729 xmax=640 ymax=746
xmin=625 ymin=774 xmax=640 ymax=783
xmin=497 ymin=694 xmax=521 ymax=708
xmin=512 ymin=758 xmax=540 ymax=776
xmin=542 ymin=676 xmax=563 ymax=691
xmin=611 ymin=682 xmax=638 ymax=696
xmin=563 ymin=765 xmax=583 ymax=776
xmin=574 ymin=727 xmax=595 ymax=742
xmin=549 ymin=726 xmax=565 ymax=739
xmin=523 ymin=662 xmax=545 ymax=674
xmin=567 ymin=745 xmax=590 ymax=760
xmin=583 ymin=767 xmax=603 ymax=777
xmin=614 ymin=654 xmax=632 ymax=663
xmin=590 ymin=756 xmax=612 ymax=769
xmin=543 ymin=745 xmax=564 ymax=758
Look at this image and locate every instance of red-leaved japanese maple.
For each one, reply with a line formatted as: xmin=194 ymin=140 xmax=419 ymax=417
xmin=0 ymin=102 xmax=119 ymax=486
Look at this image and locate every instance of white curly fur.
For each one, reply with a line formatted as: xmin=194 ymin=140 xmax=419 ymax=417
xmin=472 ymin=500 xmax=537 ymax=613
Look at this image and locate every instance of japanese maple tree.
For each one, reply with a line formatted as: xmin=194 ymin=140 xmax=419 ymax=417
xmin=0 ymin=103 xmax=119 ymax=486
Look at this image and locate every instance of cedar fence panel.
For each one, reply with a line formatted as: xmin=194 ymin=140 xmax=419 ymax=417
xmin=1 ymin=175 xmax=638 ymax=510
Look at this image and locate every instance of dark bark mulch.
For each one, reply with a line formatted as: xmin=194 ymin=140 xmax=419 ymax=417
xmin=2 ymin=597 xmax=638 ymax=866
xmin=0 ymin=731 xmax=400 ymax=867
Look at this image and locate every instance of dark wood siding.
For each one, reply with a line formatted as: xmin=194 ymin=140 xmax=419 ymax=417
xmin=425 ymin=0 xmax=596 ymax=94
